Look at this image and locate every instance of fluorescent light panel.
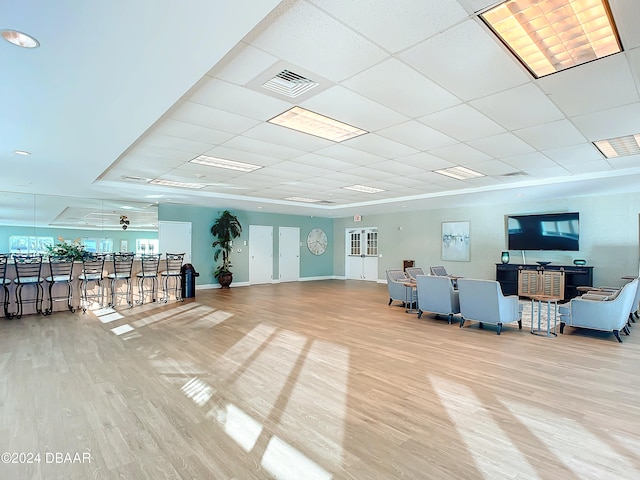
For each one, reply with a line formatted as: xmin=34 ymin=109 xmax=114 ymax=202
xmin=268 ymin=106 xmax=367 ymax=142
xmin=284 ymin=196 xmax=321 ymax=203
xmin=150 ymin=179 xmax=207 ymax=189
xmin=594 ymin=134 xmax=640 ymax=158
xmin=343 ymin=184 xmax=385 ymax=194
xmin=435 ymin=166 xmax=485 ymax=180
xmin=480 ymin=0 xmax=622 ymax=78
xmin=190 ymin=155 xmax=262 ymax=172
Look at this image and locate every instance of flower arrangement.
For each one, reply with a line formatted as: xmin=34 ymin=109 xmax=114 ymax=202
xmin=46 ymin=236 xmax=85 ymax=260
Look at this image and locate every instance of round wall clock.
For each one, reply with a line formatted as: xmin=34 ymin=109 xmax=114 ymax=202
xmin=307 ymin=228 xmax=327 ymax=255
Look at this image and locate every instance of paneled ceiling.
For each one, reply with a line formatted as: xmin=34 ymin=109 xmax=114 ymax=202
xmin=2 ymin=0 xmax=640 ymax=225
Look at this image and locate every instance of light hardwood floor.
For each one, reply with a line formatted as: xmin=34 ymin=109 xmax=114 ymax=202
xmin=1 ymin=280 xmax=640 ymax=479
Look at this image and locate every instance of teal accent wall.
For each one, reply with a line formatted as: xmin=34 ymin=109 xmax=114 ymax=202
xmin=158 ymin=204 xmax=333 ymax=285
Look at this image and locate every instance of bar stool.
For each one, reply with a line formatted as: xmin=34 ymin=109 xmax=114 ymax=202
xmin=44 ymin=255 xmax=75 ymax=315
xmin=0 ymin=253 xmax=11 ymax=318
xmin=108 ymin=252 xmax=135 ymax=308
xmin=78 ymin=253 xmax=106 ymax=313
xmin=136 ymin=253 xmax=161 ymax=304
xmin=161 ymin=253 xmax=184 ymax=302
xmin=13 ymin=254 xmax=45 ymax=319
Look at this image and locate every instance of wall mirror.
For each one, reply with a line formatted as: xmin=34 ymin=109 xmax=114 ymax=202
xmin=0 ymin=192 xmax=158 ymax=255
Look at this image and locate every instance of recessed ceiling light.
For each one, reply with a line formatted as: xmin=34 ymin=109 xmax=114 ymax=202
xmin=480 ymin=0 xmax=622 ymax=78
xmin=594 ymin=134 xmax=640 ymax=158
xmin=12 ymin=150 xmax=31 ymax=156
xmin=1 ymin=30 xmax=39 ymax=48
xmin=268 ymin=106 xmax=367 ymax=142
xmin=434 ymin=166 xmax=485 ymax=180
xmin=190 ymin=155 xmax=262 ymax=172
xmin=150 ymin=179 xmax=207 ymax=189
xmin=343 ymin=184 xmax=385 ymax=194
xmin=284 ymin=196 xmax=321 ymax=203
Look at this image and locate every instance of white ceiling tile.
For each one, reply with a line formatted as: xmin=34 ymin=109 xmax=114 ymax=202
xmin=429 ymin=143 xmax=493 ymax=164
xmin=561 ymin=160 xmax=614 ymax=175
xmin=543 ymin=144 xmax=603 ymax=165
xmin=343 ymin=58 xmax=462 ymax=118
xmin=154 ymin=119 xmax=236 ymax=145
xmin=315 ymin=144 xmax=387 ymax=166
xmin=311 ymin=0 xmax=469 ymax=53
xmin=571 ymin=102 xmax=640 ymax=141
xmin=419 ymin=104 xmax=505 ymax=141
xmin=459 ymin=0 xmax=498 ymax=12
xmin=213 ymin=43 xmax=279 ymax=85
xmin=292 ymin=153 xmax=355 ymax=172
xmin=610 ymin=1 xmax=640 ymax=50
xmin=537 ymin=54 xmax=639 ymax=118
xmin=128 ymin=145 xmax=193 ymax=163
xmin=170 ymin=102 xmax=260 ymax=134
xmin=395 ymin=152 xmax=456 ymax=170
xmin=319 ymin=171 xmax=378 ymax=186
xmin=139 ymin=133 xmax=214 ymax=154
xmin=202 ymin=146 xmax=282 ymax=167
xmin=472 ymin=159 xmax=522 ymax=176
xmin=607 ymin=153 xmax=640 ymax=170
xmin=368 ymin=160 xmax=427 ymax=176
xmin=170 ymin=163 xmax=244 ymax=181
xmin=525 ymin=166 xmax=572 ymax=178
xmin=514 ymin=120 xmax=587 ymax=150
xmin=501 ymin=152 xmax=557 ymax=171
xmin=467 ymin=132 xmax=536 ymax=157
xmin=301 ymin=86 xmax=408 ymax=132
xmin=469 ymin=83 xmax=565 ymax=130
xmin=341 ymin=166 xmax=394 ymax=181
xmin=401 ymin=20 xmax=529 ymax=100
xmin=189 ymin=78 xmax=292 ymax=120
xmin=242 ymin=123 xmax=334 ymax=152
xmin=377 ymin=121 xmax=457 ymax=151
xmin=220 ymin=136 xmax=306 ymax=160
xmin=250 ymin=1 xmax=388 ymax=82
xmin=342 ymin=133 xmax=420 ymax=159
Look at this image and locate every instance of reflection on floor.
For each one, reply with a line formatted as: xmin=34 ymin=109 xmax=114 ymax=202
xmin=0 ymin=280 xmax=639 ymax=479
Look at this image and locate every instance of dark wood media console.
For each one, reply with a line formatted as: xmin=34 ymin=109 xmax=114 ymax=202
xmin=495 ymin=263 xmax=593 ymax=300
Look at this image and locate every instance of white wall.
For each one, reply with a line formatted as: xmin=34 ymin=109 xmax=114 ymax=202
xmin=332 ymin=192 xmax=639 ymax=288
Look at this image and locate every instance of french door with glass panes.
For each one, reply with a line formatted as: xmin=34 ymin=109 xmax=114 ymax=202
xmin=346 ymin=227 xmax=378 ymax=281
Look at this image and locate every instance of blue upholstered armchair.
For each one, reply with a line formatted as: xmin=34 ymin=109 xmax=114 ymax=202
xmin=386 ymin=269 xmax=410 ymax=306
xmin=559 ymin=278 xmax=638 ymax=343
xmin=405 ymin=267 xmax=425 ymax=281
xmin=416 ymin=275 xmax=460 ymax=324
xmin=457 ymin=278 xmax=522 ymax=335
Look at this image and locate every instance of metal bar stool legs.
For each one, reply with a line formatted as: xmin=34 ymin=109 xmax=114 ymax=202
xmin=161 ymin=253 xmax=184 ymax=302
xmin=136 ymin=254 xmax=161 ymax=304
xmin=12 ymin=254 xmax=45 ymax=319
xmin=45 ymin=255 xmax=75 ymax=315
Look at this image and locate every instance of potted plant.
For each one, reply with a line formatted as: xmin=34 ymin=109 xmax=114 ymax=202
xmin=211 ymin=210 xmax=242 ymax=288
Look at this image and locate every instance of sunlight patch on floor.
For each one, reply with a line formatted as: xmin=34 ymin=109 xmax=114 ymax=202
xmin=502 ymin=399 xmax=640 ymax=478
xmin=207 ymin=403 xmax=263 ymax=453
xmin=430 ymin=375 xmax=540 ymax=480
xmin=111 ymin=324 xmax=134 ymax=336
xmin=279 ymin=339 xmax=348 ymax=466
xmin=261 ymin=435 xmax=332 ymax=480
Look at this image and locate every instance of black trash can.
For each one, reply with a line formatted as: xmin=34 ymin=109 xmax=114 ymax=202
xmin=181 ymin=263 xmax=199 ymax=298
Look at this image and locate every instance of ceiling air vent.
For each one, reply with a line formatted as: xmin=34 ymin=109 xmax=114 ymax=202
xmin=500 ymin=171 xmax=529 ymax=178
xmin=262 ymin=70 xmax=319 ymax=98
xmin=317 ymin=200 xmax=335 ymax=205
xmin=119 ymin=175 xmax=151 ymax=183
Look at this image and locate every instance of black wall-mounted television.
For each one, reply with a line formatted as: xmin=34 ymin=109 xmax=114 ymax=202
xmin=507 ymin=212 xmax=580 ymax=251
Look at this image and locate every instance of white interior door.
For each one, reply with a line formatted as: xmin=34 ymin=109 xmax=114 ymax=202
xmin=346 ymin=227 xmax=378 ymax=281
xmin=158 ymin=221 xmax=192 ymax=263
xmin=249 ymin=225 xmax=273 ymax=285
xmin=279 ymin=227 xmax=300 ymax=282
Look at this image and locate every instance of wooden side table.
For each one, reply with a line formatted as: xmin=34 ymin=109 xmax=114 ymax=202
xmin=527 ymin=294 xmax=561 ymax=337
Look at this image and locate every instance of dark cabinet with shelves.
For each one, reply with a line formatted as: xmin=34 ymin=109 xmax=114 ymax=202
xmin=495 ymin=263 xmax=593 ymax=300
